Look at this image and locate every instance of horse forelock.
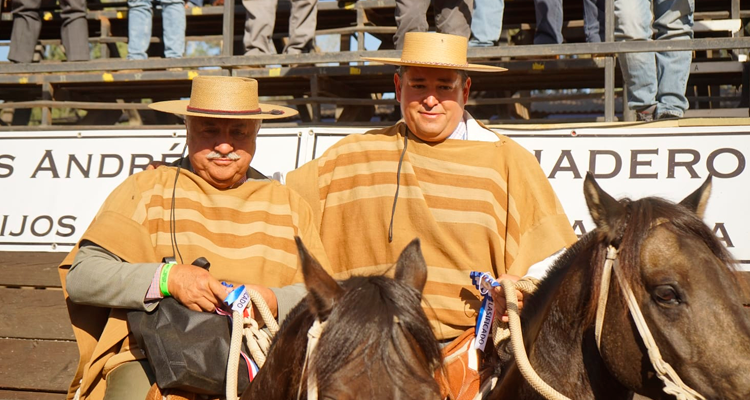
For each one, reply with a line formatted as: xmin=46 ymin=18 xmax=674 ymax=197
xmin=311 ymin=275 xmax=442 ymax=396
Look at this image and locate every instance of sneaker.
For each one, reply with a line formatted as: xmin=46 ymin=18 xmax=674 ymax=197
xmin=636 ymin=105 xmax=656 ymax=122
xmin=656 ymin=111 xmax=682 ymax=120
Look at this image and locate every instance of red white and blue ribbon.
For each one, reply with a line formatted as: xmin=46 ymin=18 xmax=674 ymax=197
xmin=219 ymin=283 xmax=255 ymax=382
xmin=470 ymin=271 xmax=500 ymax=352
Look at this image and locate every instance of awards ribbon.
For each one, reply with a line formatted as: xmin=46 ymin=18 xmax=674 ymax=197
xmin=470 ymin=271 xmax=500 ymax=352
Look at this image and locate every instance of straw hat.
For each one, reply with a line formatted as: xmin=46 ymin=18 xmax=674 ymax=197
xmin=149 ymin=76 xmax=298 ymax=120
xmin=362 ymin=32 xmax=506 ymax=73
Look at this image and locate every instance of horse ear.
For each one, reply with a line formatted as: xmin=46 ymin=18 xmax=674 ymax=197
xmin=583 ymin=172 xmax=627 ymax=234
xmin=679 ymin=175 xmax=712 ymax=218
xmin=296 ymin=237 xmax=343 ymax=319
xmin=395 ymin=238 xmax=428 ymax=295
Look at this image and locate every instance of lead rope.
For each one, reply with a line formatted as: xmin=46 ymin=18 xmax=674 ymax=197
xmin=594 ymin=245 xmax=706 ymax=400
xmin=497 ymin=279 xmax=573 ymax=400
xmin=226 ymin=288 xmax=280 ymax=400
xmin=473 ymin=278 xmax=543 ymax=400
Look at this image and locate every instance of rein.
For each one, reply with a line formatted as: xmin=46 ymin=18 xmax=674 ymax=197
xmin=594 ymin=246 xmax=706 ymax=400
xmin=226 ymin=288 xmax=280 ymax=400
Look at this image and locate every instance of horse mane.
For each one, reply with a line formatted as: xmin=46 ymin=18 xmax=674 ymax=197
xmin=310 ymin=275 xmax=442 ymax=396
xmin=519 ymin=231 xmax=597 ymax=331
xmin=523 ymin=195 xmax=738 ymax=332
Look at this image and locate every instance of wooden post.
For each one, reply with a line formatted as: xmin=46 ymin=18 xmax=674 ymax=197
xmin=222 ymin=0 xmax=235 ymax=56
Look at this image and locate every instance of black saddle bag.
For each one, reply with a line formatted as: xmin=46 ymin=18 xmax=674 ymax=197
xmin=127 ymin=296 xmax=251 ymax=395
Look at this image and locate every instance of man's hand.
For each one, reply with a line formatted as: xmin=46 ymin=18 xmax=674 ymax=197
xmin=168 ymin=264 xmax=231 ymax=312
xmin=490 ymin=274 xmax=524 ymax=323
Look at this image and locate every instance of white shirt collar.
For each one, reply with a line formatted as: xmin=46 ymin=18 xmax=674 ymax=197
xmin=446 ymin=111 xmax=500 ymax=142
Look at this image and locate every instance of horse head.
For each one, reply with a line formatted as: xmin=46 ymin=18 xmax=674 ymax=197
xmin=585 ymin=173 xmax=750 ymax=400
xmin=488 ymin=174 xmax=750 ymax=400
xmin=243 ymin=237 xmax=442 ymax=400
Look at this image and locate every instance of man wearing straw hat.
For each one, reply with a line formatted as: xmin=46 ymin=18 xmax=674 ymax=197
xmin=59 ymin=76 xmax=331 ymax=400
xmin=287 ymin=32 xmax=577 ymax=396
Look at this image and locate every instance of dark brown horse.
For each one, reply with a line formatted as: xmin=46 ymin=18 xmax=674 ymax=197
xmin=484 ymin=173 xmax=750 ymax=400
xmin=241 ymin=237 xmax=442 ymax=400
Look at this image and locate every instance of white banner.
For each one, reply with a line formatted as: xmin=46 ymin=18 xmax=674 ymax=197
xmin=1 ymin=124 xmax=748 ymax=266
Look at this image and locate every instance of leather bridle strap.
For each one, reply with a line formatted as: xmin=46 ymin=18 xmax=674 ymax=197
xmin=298 ymin=319 xmax=327 ymax=400
xmin=594 ymin=245 xmax=706 ymax=400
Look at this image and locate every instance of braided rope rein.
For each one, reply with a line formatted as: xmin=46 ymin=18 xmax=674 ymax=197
xmin=226 ymin=288 xmax=280 ymax=400
xmin=491 ymin=278 xmax=572 ymax=400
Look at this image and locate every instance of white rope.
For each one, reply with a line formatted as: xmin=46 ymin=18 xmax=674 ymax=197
xmin=500 ymin=279 xmax=573 ymax=400
xmin=226 ymin=288 xmax=281 ymax=400
xmin=594 ymin=245 xmax=706 ymax=400
xmin=298 ymin=319 xmax=327 ymax=400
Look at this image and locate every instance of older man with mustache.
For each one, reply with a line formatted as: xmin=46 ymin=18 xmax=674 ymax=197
xmin=59 ymin=76 xmax=331 ymax=400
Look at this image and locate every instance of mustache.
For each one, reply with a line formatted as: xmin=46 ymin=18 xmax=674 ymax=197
xmin=206 ymin=151 xmax=241 ymax=160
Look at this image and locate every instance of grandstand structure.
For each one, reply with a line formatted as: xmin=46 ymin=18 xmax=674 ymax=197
xmin=0 ymin=0 xmax=749 ymax=128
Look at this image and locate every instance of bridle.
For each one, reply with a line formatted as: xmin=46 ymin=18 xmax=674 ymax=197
xmin=298 ymin=319 xmax=328 ymax=400
xmin=594 ymin=245 xmax=706 ymax=400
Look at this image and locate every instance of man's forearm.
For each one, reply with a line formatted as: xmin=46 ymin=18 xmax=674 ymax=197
xmin=66 ymin=243 xmax=161 ymax=311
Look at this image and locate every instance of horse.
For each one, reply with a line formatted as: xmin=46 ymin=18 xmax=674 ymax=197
xmin=241 ymin=237 xmax=443 ymax=400
xmin=483 ymin=173 xmax=750 ymax=400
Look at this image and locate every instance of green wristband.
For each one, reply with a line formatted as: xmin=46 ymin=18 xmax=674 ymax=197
xmin=159 ymin=263 xmax=176 ymax=297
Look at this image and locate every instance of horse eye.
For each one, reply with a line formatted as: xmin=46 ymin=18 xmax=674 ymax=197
xmin=653 ymin=285 xmax=680 ymax=305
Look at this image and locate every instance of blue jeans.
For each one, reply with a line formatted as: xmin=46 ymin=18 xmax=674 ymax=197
xmin=533 ymin=0 xmax=563 ymax=44
xmin=469 ymin=0 xmax=504 ymax=47
xmin=127 ymin=0 xmax=185 ymax=60
xmin=583 ymin=0 xmax=605 ymax=43
xmin=615 ymin=0 xmax=694 ymax=117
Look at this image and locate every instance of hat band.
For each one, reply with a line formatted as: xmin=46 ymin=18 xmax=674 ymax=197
xmin=186 ymin=105 xmax=286 ymax=116
xmin=187 ymin=105 xmax=263 ymax=115
xmin=400 ymin=59 xmax=470 ymax=68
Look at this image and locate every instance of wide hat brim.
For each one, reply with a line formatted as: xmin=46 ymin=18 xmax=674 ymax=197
xmin=361 ymin=57 xmax=507 ymax=72
xmin=148 ymin=100 xmax=299 ymax=120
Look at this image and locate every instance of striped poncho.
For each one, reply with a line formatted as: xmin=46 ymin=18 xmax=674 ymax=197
xmin=287 ymin=122 xmax=577 ymax=340
xmin=59 ymin=166 xmax=329 ymax=400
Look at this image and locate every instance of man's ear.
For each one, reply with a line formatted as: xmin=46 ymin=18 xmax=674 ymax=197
xmin=463 ymin=76 xmax=471 ymax=104
xmin=394 ymin=72 xmax=402 ymax=103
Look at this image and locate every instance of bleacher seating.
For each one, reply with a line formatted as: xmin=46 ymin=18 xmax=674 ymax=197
xmin=0 ymin=0 xmax=748 ymax=125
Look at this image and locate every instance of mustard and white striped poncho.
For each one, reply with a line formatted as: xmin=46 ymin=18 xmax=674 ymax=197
xmin=59 ymin=166 xmax=329 ymax=400
xmin=287 ymin=122 xmax=577 ymax=340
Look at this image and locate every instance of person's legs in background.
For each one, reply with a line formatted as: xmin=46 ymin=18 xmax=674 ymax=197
xmin=653 ymin=0 xmax=694 ymax=118
xmin=8 ymin=0 xmax=43 ymax=63
xmin=615 ymin=0 xmax=657 ymax=120
xmin=160 ymin=0 xmax=186 ymax=58
xmin=582 ymin=0 xmax=605 ymax=42
xmin=60 ymin=0 xmax=90 ymax=61
xmin=433 ymin=0 xmax=473 ymax=39
xmin=127 ymin=0 xmax=153 ymax=60
xmin=533 ymin=0 xmax=563 ymax=44
xmin=243 ymin=0 xmax=279 ymax=55
xmin=283 ymin=0 xmax=317 ymax=54
xmin=469 ymin=0 xmax=504 ymax=47
xmin=393 ymin=0 xmax=430 ymax=49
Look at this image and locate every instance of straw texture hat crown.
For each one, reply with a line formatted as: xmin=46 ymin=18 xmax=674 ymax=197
xmin=149 ymin=76 xmax=298 ymax=119
xmin=362 ymin=32 xmax=506 ymax=72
